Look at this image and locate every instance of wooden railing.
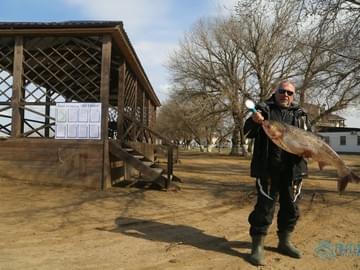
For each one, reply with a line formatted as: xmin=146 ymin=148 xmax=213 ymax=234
xmin=110 ymin=111 xmax=178 ymax=188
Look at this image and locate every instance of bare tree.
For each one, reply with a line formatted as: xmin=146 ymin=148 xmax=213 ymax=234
xmin=292 ymin=0 xmax=360 ymax=123
xmin=235 ymin=0 xmax=302 ymax=100
xmin=167 ymin=17 xmax=251 ymax=155
xmin=234 ymin=0 xmax=360 ymax=125
xmin=164 ymin=0 xmax=360 ymax=157
xmin=156 ymin=92 xmax=227 ymax=152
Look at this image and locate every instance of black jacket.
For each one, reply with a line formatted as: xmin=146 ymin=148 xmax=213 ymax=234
xmin=243 ymin=95 xmax=312 ymax=180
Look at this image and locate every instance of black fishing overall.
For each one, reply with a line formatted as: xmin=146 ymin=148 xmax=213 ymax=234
xmin=248 ymin=105 xmax=302 ymax=236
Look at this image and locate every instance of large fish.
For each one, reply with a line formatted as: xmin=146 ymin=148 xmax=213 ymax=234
xmin=262 ymin=120 xmax=360 ymax=192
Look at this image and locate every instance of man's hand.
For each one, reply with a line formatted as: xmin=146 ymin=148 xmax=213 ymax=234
xmin=252 ymin=111 xmax=264 ymax=124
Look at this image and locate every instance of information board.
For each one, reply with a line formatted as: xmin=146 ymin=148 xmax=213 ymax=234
xmin=55 ymin=103 xmax=102 ymax=139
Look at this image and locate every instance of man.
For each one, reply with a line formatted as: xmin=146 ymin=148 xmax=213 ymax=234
xmin=243 ymin=81 xmax=311 ymax=266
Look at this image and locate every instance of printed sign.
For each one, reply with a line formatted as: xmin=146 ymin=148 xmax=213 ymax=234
xmin=55 ymin=103 xmax=102 ymax=139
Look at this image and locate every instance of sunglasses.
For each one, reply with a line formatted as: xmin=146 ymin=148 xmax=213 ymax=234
xmin=277 ymin=88 xmax=294 ymax=96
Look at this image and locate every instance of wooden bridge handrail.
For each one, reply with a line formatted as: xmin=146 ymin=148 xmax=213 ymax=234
xmin=121 ymin=112 xmax=177 ymax=148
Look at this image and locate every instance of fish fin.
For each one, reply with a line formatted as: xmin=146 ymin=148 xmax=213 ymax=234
xmin=318 ymin=161 xmax=327 ymax=171
xmin=337 ymin=171 xmax=360 ymax=193
xmin=338 ymin=175 xmax=350 ymax=193
xmin=350 ymin=171 xmax=360 ymax=183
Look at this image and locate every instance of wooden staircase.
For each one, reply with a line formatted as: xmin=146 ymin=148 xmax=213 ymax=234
xmin=109 ymin=140 xmax=178 ymax=190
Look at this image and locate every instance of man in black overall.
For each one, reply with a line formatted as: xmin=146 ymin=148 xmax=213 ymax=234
xmin=243 ymin=81 xmax=311 ymax=266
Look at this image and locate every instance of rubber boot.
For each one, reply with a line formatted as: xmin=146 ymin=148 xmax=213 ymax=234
xmin=248 ymin=235 xmax=265 ymax=266
xmin=277 ymin=231 xmax=301 ymax=258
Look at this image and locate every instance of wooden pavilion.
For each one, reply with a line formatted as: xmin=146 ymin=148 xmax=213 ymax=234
xmin=0 ymin=21 xmax=176 ymax=189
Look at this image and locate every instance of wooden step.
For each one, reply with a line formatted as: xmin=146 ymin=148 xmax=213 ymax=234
xmin=109 ymin=141 xmax=163 ymax=181
xmin=141 ymin=161 xmax=153 ymax=167
xmin=152 ymin=167 xmax=164 ymax=174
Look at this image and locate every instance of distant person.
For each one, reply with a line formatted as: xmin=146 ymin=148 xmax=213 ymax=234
xmin=243 ymin=81 xmax=311 ymax=266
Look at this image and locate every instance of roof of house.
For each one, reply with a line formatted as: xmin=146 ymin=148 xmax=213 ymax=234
xmin=0 ymin=21 xmax=124 ymax=29
xmin=318 ymin=127 xmax=360 ymax=132
xmin=323 ymin=114 xmax=345 ymax=120
xmin=0 ymin=21 xmax=161 ymax=106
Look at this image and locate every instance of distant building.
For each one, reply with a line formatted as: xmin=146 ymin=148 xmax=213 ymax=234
xmin=303 ymin=103 xmax=345 ymax=128
xmin=317 ymin=127 xmax=360 ymax=154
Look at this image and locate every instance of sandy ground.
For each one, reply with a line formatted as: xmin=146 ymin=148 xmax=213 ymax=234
xmin=0 ymin=151 xmax=359 ymax=270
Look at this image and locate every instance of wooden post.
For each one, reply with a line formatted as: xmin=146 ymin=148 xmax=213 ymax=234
xmin=100 ymin=35 xmax=112 ymax=190
xmin=141 ymin=90 xmax=145 ymax=125
xmin=166 ymin=146 xmax=173 ymax=189
xmin=146 ymin=97 xmax=150 ymax=127
xmin=11 ymin=36 xmax=24 ymax=138
xmin=132 ymin=80 xmax=137 ymax=140
xmin=45 ymin=90 xmax=51 ymax=137
xmin=117 ymin=59 xmax=125 ymax=143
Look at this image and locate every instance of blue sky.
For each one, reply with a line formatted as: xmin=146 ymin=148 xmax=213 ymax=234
xmin=0 ymin=0 xmax=359 ymax=127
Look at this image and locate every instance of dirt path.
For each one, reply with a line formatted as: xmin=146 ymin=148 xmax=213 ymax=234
xmin=0 ymin=151 xmax=359 ymax=270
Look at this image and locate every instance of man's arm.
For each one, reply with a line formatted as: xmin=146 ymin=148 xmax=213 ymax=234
xmin=244 ymin=117 xmax=260 ymax=139
xmin=244 ymin=111 xmax=264 ymax=138
xmin=244 ymin=102 xmax=268 ymax=138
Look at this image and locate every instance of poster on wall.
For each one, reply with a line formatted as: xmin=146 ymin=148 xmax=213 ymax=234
xmin=55 ymin=103 xmax=102 ymax=139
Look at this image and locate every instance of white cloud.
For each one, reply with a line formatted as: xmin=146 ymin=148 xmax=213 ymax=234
xmin=341 ymin=108 xmax=360 ymax=128
xmin=63 ymin=0 xmax=171 ymax=35
xmin=210 ymin=0 xmax=239 ymax=16
xmin=135 ymin=40 xmax=178 ymax=101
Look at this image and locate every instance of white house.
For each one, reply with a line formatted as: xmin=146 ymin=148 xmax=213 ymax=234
xmin=318 ymin=127 xmax=360 ymax=154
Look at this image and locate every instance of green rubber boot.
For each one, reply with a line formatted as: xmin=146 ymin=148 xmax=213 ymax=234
xmin=277 ymin=231 xmax=301 ymax=258
xmin=248 ymin=235 xmax=265 ymax=266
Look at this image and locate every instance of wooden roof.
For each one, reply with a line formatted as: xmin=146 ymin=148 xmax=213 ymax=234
xmin=0 ymin=21 xmax=161 ymax=106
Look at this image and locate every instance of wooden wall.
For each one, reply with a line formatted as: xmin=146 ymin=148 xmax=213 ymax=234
xmin=0 ymin=139 xmax=103 ymax=188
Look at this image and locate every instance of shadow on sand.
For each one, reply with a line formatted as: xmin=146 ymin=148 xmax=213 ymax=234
xmin=97 ymin=217 xmax=258 ymax=263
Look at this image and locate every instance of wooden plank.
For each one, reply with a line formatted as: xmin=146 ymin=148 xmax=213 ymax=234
xmin=11 ymin=36 xmax=24 ymax=137
xmin=109 ymin=140 xmax=162 ymax=181
xmin=167 ymin=146 xmax=174 ymax=189
xmin=117 ymin=59 xmax=125 ymax=142
xmin=100 ymin=34 xmax=112 ymax=189
xmin=0 ymin=142 xmax=103 ymax=188
xmin=0 ymin=28 xmax=115 ymax=36
xmin=45 ymin=89 xmax=51 ymax=137
xmin=132 ymin=80 xmax=138 ymax=140
xmin=141 ymin=90 xmax=145 ymax=125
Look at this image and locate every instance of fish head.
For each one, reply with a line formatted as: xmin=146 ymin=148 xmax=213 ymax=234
xmin=262 ymin=120 xmax=286 ymax=140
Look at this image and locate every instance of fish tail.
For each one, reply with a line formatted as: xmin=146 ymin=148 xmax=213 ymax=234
xmin=337 ymin=171 xmax=360 ymax=193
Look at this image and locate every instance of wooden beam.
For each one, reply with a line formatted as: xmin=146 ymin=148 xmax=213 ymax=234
xmin=45 ymin=90 xmax=51 ymax=137
xmin=11 ymin=36 xmax=24 ymax=138
xmin=117 ymin=59 xmax=125 ymax=142
xmin=0 ymin=28 xmax=114 ymax=36
xmin=141 ymin=90 xmax=145 ymax=125
xmin=100 ymin=34 xmax=112 ymax=190
xmin=100 ymin=35 xmax=112 ymax=140
xmin=132 ymin=80 xmax=138 ymax=140
xmin=146 ymin=98 xmax=151 ymax=127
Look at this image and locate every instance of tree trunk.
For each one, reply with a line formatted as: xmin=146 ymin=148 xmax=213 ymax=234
xmin=247 ymin=138 xmax=254 ymax=154
xmin=230 ymin=102 xmax=249 ymax=156
xmin=239 ymin=117 xmax=249 ymax=157
xmin=230 ymin=119 xmax=242 ymax=156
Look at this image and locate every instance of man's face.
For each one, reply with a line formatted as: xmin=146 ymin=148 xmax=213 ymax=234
xmin=274 ymin=82 xmax=295 ymax=108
